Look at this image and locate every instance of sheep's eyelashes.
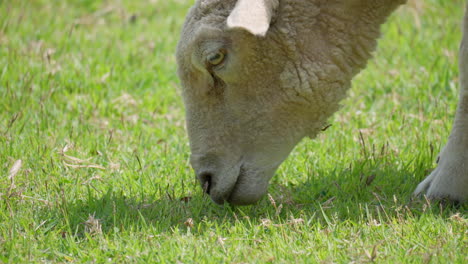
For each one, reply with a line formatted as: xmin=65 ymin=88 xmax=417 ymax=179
xmin=206 ymin=49 xmax=226 ymax=67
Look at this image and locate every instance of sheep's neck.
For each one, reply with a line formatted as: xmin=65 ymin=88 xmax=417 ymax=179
xmin=274 ymin=0 xmax=404 ymax=128
xmin=318 ymin=0 xmax=404 ymax=76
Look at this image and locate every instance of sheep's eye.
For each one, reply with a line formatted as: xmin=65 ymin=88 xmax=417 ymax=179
xmin=207 ymin=49 xmax=226 ymax=66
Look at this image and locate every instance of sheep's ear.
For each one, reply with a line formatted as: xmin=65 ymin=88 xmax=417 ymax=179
xmin=227 ymin=0 xmax=278 ymax=37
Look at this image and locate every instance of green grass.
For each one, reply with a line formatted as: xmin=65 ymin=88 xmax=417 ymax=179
xmin=1 ymin=0 xmax=467 ymax=263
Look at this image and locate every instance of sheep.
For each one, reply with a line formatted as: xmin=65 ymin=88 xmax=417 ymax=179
xmin=176 ymin=0 xmax=468 ymax=205
xmin=413 ymin=4 xmax=468 ymax=202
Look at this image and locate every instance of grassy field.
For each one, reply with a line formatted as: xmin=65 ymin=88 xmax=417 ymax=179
xmin=1 ymin=0 xmax=467 ymax=263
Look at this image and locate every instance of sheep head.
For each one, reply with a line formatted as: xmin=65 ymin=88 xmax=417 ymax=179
xmin=176 ymin=0 xmax=405 ymax=205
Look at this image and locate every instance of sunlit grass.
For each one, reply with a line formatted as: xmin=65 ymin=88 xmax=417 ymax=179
xmin=0 ymin=0 xmax=467 ymax=263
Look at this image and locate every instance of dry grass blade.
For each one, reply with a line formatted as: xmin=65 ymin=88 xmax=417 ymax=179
xmin=60 ymin=145 xmax=105 ymax=170
xmin=449 ymin=213 xmax=468 ymax=226
xmin=184 ymin=218 xmax=194 ymax=228
xmin=6 ymin=160 xmax=22 ymax=195
xmin=84 ymin=214 xmax=102 ymax=236
xmin=364 ymin=244 xmax=379 ymax=262
xmin=268 ymin=194 xmax=283 ymax=216
xmin=62 ymin=154 xmax=92 ymax=164
xmin=322 ymin=197 xmax=336 ymax=208
xmin=217 ymin=237 xmax=227 ymax=253
xmin=64 ymin=163 xmax=105 ymax=170
xmin=268 ymin=194 xmax=277 ymax=209
xmin=82 ymin=175 xmax=103 ymax=185
xmin=21 ymin=195 xmax=52 ymax=206
xmin=8 ymin=159 xmax=22 ymax=180
xmin=288 ymin=217 xmax=305 ymax=225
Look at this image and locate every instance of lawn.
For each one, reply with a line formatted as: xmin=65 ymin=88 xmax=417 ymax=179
xmin=0 ymin=0 xmax=467 ymax=263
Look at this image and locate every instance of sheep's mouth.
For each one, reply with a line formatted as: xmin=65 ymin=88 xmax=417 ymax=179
xmin=226 ymin=166 xmax=246 ymax=203
xmin=205 ymin=161 xmax=279 ymax=205
xmin=225 ymin=166 xmax=274 ymax=206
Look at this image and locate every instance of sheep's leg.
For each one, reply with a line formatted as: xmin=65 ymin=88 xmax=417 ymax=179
xmin=414 ymin=3 xmax=468 ymax=202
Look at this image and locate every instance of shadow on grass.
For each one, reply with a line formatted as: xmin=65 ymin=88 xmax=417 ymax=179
xmin=55 ymin=160 xmax=467 ymax=237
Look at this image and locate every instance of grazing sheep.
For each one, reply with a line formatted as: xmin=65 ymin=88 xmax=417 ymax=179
xmin=176 ymin=0 xmax=468 ymax=205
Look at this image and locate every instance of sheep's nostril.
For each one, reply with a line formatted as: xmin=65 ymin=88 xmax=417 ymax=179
xmin=198 ymin=172 xmax=212 ymax=194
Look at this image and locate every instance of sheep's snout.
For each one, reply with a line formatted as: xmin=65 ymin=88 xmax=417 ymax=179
xmin=196 ymin=168 xmax=239 ymax=205
xmin=191 ymin=153 xmax=269 ymax=205
xmin=191 ymin=153 xmax=240 ymax=205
